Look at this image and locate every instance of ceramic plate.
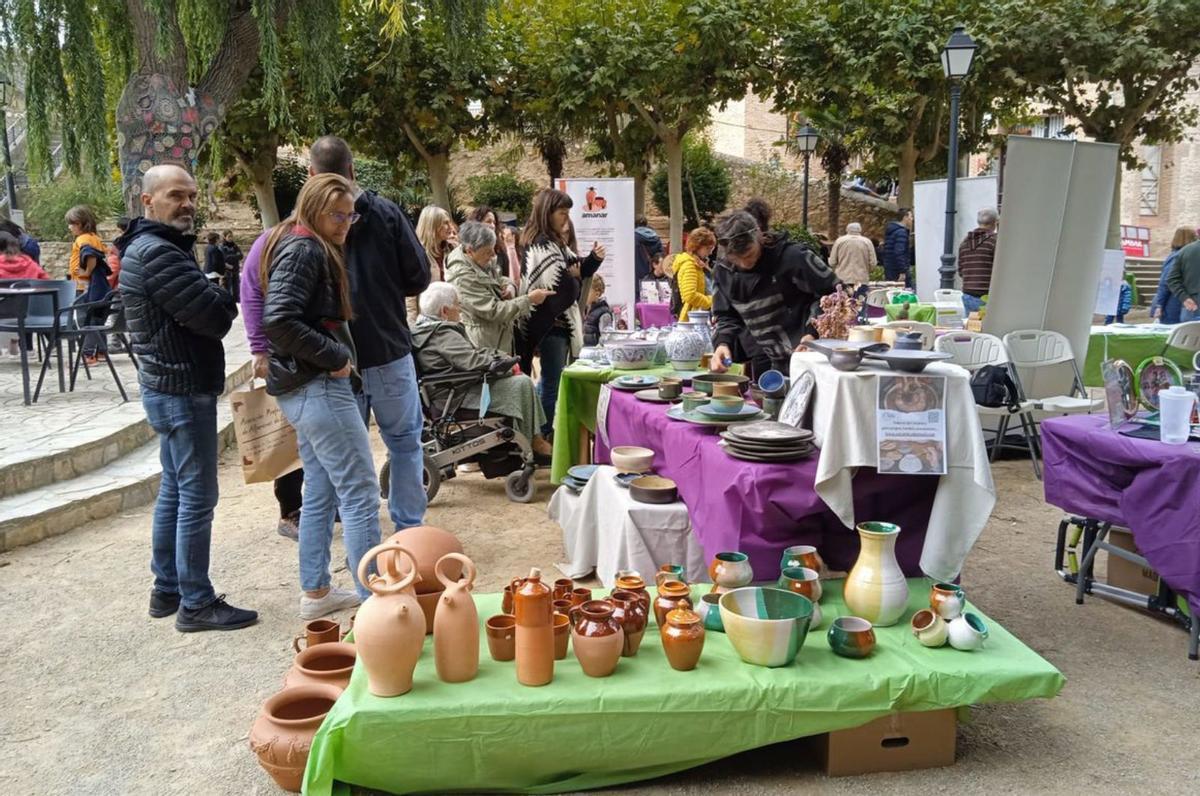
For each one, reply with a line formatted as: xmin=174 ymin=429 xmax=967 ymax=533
xmin=722 ymin=420 xmax=814 ymax=445
xmin=561 ymin=475 xmax=588 ymax=492
xmin=718 ymin=441 xmax=813 ymax=462
xmin=778 ymin=370 xmax=816 ymax=428
xmin=567 ymin=464 xmax=599 ymax=482
xmin=718 ymin=434 xmax=814 ymax=456
xmin=634 ymin=388 xmax=679 ymax=404
xmin=1135 ymin=356 xmax=1183 ymax=411
xmin=612 ymin=374 xmax=661 ymax=391
xmin=666 ymin=406 xmax=769 ymax=427
xmin=862 ymin=350 xmax=953 ymax=373
xmin=613 ymin=471 xmax=643 ymax=488
xmin=697 ymin=403 xmax=763 ymax=419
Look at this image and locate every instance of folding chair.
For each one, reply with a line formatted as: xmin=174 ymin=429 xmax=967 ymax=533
xmin=1163 ymin=320 xmax=1200 ymax=357
xmin=1001 ymin=330 xmax=1101 ymax=415
xmin=935 ymin=331 xmax=1041 ymax=478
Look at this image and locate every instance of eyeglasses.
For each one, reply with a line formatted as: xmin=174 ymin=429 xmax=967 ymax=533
xmin=327 ymin=211 xmax=361 ymax=226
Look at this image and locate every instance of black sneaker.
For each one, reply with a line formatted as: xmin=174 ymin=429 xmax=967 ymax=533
xmin=175 ymin=594 xmax=258 ymax=632
xmin=149 ymin=589 xmax=181 ymax=618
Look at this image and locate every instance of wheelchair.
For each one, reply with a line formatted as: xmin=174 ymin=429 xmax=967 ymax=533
xmin=378 ymin=355 xmax=541 ymax=504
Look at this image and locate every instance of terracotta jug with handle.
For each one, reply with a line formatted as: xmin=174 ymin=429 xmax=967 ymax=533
xmin=433 ymin=552 xmax=479 ymax=683
xmin=354 ymin=541 xmax=426 ymax=697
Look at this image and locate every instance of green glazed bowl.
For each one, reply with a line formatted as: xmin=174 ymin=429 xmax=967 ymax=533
xmin=827 ymin=616 xmax=877 ymax=658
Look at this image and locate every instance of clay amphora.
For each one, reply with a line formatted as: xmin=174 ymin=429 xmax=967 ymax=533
xmin=282 ymin=641 xmax=357 ymax=692
xmin=433 ymin=552 xmax=479 ymax=683
xmin=292 ymin=618 xmax=340 ymax=652
xmin=380 ymin=525 xmax=464 ymax=594
xmin=844 ymin=522 xmax=910 ymax=627
xmin=613 ymin=574 xmax=650 ymax=612
xmin=653 ymin=579 xmax=693 ymax=626
xmin=249 ymin=683 xmax=341 ymax=792
xmin=708 ymin=552 xmax=753 ymax=593
xmin=661 ymin=600 xmax=705 ymax=671
xmin=354 ymin=541 xmax=426 ymax=697
xmin=929 ymin=582 xmax=965 ymax=620
xmin=609 ymin=589 xmax=648 ymax=657
xmin=571 ymin=600 xmax=624 ymax=677
xmin=514 ymin=567 xmax=554 ymax=686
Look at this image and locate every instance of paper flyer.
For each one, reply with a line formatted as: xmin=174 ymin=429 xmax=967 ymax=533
xmin=876 ymin=375 xmax=947 ymax=475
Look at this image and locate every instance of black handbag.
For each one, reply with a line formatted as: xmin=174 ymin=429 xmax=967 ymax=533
xmin=970 ymin=365 xmax=1022 ymax=412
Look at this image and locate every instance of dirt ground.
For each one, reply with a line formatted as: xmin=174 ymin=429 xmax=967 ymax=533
xmin=0 ymin=436 xmax=1197 ymax=796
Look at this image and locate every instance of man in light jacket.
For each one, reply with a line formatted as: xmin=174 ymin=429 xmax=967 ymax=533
xmin=828 ymin=222 xmax=876 ymax=287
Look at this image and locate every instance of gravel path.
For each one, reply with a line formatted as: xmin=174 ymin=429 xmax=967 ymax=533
xmin=0 ymin=441 xmax=1196 ymax=795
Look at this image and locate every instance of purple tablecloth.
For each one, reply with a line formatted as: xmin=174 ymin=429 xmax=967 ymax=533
xmin=1041 ymin=414 xmax=1200 ymax=614
xmin=594 ymin=389 xmax=939 ymax=580
xmin=636 ymin=302 xmax=674 ymax=329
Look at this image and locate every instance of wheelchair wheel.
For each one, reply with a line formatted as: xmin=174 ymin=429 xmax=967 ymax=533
xmin=504 ymin=469 xmax=536 ymax=503
xmin=423 ymin=454 xmax=441 ymax=503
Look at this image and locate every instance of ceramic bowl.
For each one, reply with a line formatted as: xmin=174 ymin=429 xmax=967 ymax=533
xmin=706 ymin=395 xmax=746 ymax=415
xmin=681 ymin=392 xmax=709 ymax=412
xmin=757 ymin=369 xmax=787 ymax=396
xmin=847 ymin=325 xmax=881 ymax=343
xmin=719 ymin=587 xmax=814 ymax=667
xmin=777 ymin=566 xmax=822 ymax=602
xmin=611 ymin=445 xmax=654 ymax=473
xmin=691 ymin=373 xmax=750 ymax=396
xmin=578 ymin=346 xmax=608 ymax=363
xmin=829 ymin=347 xmax=864 ymax=372
xmin=827 ymin=616 xmax=877 ymax=658
xmin=629 ymin=475 xmax=678 ymax=504
xmin=604 ymin=340 xmax=658 ymax=370
xmin=658 ymin=378 xmax=683 ymax=399
xmin=695 ymin=593 xmax=725 ymax=633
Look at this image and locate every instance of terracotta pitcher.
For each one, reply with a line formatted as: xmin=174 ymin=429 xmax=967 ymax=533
xmin=661 ymin=600 xmax=705 ymax=671
xmin=354 ymin=541 xmax=426 ymax=697
xmin=571 ymin=599 xmax=624 ymax=677
xmin=433 ymin=552 xmax=479 ymax=684
xmin=609 ymin=589 xmax=648 ymax=657
xmin=249 ymin=683 xmax=341 ymax=793
xmin=514 ymin=567 xmax=554 ymax=686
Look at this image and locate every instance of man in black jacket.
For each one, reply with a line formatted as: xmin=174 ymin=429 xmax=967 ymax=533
xmin=709 ymin=211 xmax=840 ymax=375
xmin=117 ymin=164 xmax=257 ymax=632
xmin=308 ymin=136 xmax=431 ymax=530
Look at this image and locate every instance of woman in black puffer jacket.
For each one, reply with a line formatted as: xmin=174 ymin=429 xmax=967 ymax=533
xmin=262 ymin=173 xmax=380 ymax=619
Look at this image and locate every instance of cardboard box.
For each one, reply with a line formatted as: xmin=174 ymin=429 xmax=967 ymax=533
xmin=1106 ymin=528 xmax=1160 ymax=596
xmin=820 ymin=709 xmax=957 ymax=776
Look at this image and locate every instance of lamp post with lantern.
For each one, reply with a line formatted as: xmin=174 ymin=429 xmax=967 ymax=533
xmin=795 ymin=123 xmax=820 ymax=230
xmin=938 ymin=25 xmax=978 ymax=290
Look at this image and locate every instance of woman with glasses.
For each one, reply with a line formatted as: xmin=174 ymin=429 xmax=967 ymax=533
xmin=409 ymin=206 xmax=455 ymax=323
xmin=262 ymin=173 xmax=379 ymax=619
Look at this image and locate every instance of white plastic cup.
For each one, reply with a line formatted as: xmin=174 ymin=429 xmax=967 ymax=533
xmin=1158 ymin=386 xmax=1196 ymax=445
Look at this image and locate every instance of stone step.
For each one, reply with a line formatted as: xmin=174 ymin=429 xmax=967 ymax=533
xmin=0 ymin=402 xmax=237 ymax=552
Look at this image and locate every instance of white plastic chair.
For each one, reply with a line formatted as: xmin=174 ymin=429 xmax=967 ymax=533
xmin=933 ymin=288 xmax=963 ymax=304
xmin=935 ymin=332 xmax=1041 ymax=478
xmin=1164 ymin=321 xmax=1200 ymax=355
xmin=882 ymin=321 xmax=936 ymax=351
xmin=865 ymin=288 xmax=890 ymax=309
xmin=1001 ymin=330 xmax=1102 ymax=414
xmin=885 ymin=288 xmax=908 ymax=303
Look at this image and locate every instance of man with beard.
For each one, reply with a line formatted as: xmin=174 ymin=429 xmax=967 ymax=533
xmin=117 ymin=164 xmax=257 ymax=632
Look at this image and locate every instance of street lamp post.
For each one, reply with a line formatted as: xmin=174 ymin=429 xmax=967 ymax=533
xmin=0 ymin=71 xmax=17 ymax=214
xmin=795 ymin=124 xmax=820 ymax=230
xmin=938 ymin=25 xmax=978 ymax=290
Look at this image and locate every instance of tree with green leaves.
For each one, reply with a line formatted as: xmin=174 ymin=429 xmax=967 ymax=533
xmin=997 ymin=0 xmax=1200 ymax=244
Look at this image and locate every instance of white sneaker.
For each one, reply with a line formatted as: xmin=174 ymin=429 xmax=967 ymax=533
xmin=300 ymin=588 xmax=362 ymax=620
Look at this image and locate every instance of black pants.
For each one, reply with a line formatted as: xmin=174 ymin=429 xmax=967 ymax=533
xmin=274 ymin=468 xmax=304 ymax=519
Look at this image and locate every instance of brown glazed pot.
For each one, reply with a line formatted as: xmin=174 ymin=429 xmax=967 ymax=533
xmin=553 ymin=612 xmax=571 ymax=660
xmin=569 ymin=587 xmax=593 ymax=607
xmin=553 ymin=578 xmax=575 ymax=601
xmin=379 ymin=526 xmax=464 ymax=594
xmin=653 ymin=580 xmax=693 ymax=627
xmin=282 ymin=641 xmax=357 ymax=692
xmin=354 ymin=542 xmax=426 ymax=697
xmin=661 ymin=601 xmax=705 ymax=671
xmin=515 ymin=567 xmax=555 ymax=686
xmin=249 ymin=683 xmax=341 ymax=792
xmin=613 ymin=575 xmax=650 ymax=613
xmin=433 ymin=552 xmax=479 ymax=684
xmin=609 ymin=589 xmax=648 ymax=657
xmin=571 ymin=600 xmax=624 ymax=677
xmin=552 ymin=598 xmax=574 ymax=617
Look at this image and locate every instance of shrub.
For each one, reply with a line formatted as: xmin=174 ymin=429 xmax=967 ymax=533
xmin=22 ymin=176 xmax=124 ymax=240
xmin=775 ymin=222 xmax=824 ymax=256
xmin=467 ymin=173 xmax=536 ymax=219
xmin=651 ymin=135 xmax=731 ymax=228
xmin=270 ymin=159 xmax=309 ymax=220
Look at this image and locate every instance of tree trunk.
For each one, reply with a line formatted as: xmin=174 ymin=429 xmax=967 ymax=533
xmin=664 ymin=135 xmax=684 ymax=252
xmin=231 ymin=132 xmax=280 ymax=229
xmin=1106 ymin=163 xmax=1123 ymax=249
xmin=252 ymin=172 xmax=280 ymax=229
xmin=633 ymin=171 xmax=646 ymax=218
xmin=426 ymin=151 xmax=452 ymax=212
xmin=826 ymin=174 xmax=841 ymax=238
xmin=897 ymin=138 xmax=919 ymax=210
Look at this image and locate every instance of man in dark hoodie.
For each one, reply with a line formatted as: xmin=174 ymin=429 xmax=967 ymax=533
xmin=709 ymin=211 xmax=841 ymax=375
xmin=117 ymin=164 xmax=256 ymax=632
xmin=633 ymin=216 xmax=664 ymax=285
xmin=882 ymin=207 xmax=914 ymax=286
xmin=958 ymin=207 xmax=999 ymax=313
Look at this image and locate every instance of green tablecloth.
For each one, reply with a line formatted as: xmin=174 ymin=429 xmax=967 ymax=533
xmin=883 ymin=303 xmax=939 ymax=324
xmin=1083 ymin=326 xmax=1194 ymax=386
xmin=303 ymin=580 xmax=1064 ymax=795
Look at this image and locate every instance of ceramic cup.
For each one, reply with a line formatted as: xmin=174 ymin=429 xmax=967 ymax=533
xmin=930 ymin=582 xmax=966 ymax=620
xmin=553 ymin=578 xmax=575 ymax=601
xmin=293 ymin=618 xmax=340 ymax=652
xmin=553 ymin=612 xmax=571 ymax=660
xmin=780 ymin=544 xmax=823 ymax=574
xmin=655 ymin=564 xmax=686 ymax=587
xmin=827 ymin=616 xmax=877 ymax=658
xmin=658 ymin=378 xmax=683 ymax=399
xmin=777 ymin=566 xmax=822 ymax=602
xmin=758 ymin=369 xmax=787 ymax=396
xmin=552 ymin=599 xmax=573 ymax=617
xmin=681 ymin=392 xmax=709 ymax=412
xmin=947 ymin=612 xmax=989 ymax=651
xmin=485 ymin=614 xmax=516 ymax=661
xmin=570 ymin=587 xmax=593 ymax=607
xmin=696 ymin=593 xmax=724 ymax=633
xmin=910 ymin=608 xmax=949 ymax=647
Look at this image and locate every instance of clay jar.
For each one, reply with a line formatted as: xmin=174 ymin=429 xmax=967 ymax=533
xmin=514 ymin=567 xmax=555 ymax=686
xmin=613 ymin=574 xmax=650 ymax=613
xmin=654 ymin=580 xmax=693 ymax=626
xmin=433 ymin=552 xmax=479 ymax=684
xmin=930 ymin=582 xmax=966 ymax=620
xmin=780 ymin=544 xmax=823 ymax=574
xmin=380 ymin=525 xmax=464 ymax=593
xmin=571 ymin=600 xmax=624 ymax=677
xmin=609 ymin=589 xmax=649 ymax=657
xmin=283 ymin=641 xmax=357 ymax=692
xmin=486 ymin=615 xmax=516 ymax=661
xmin=249 ymin=683 xmax=341 ymax=793
xmin=354 ymin=542 xmax=426 ymax=697
xmin=661 ymin=600 xmax=705 ymax=671
xmin=777 ymin=567 xmax=823 ymax=602
xmin=708 ymin=552 xmax=753 ymax=593
xmin=911 ymin=608 xmax=949 ymax=648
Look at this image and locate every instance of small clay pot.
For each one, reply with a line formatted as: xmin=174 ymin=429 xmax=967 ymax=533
xmin=777 ymin=567 xmax=822 ymax=602
xmin=250 ymin=684 xmax=341 ymax=792
xmin=293 ymin=618 xmax=340 ymax=652
xmin=553 ymin=578 xmax=575 ymax=601
xmin=552 ymin=598 xmax=573 ymax=617
xmin=695 ymin=592 xmax=724 ymax=633
xmin=655 ymin=564 xmax=686 ymax=587
xmin=553 ymin=612 xmax=570 ymax=660
xmin=708 ymin=552 xmax=753 ymax=593
xmin=613 ymin=575 xmax=650 ymax=613
xmin=283 ymin=641 xmax=357 ymax=692
xmin=486 ymin=614 xmax=516 ymax=661
xmin=827 ymin=616 xmax=876 ymax=658
xmin=501 ymin=585 xmax=515 ymax=615
xmin=930 ymin=582 xmax=966 ymax=621
xmin=780 ymin=544 xmax=823 ymax=574
xmin=911 ymin=608 xmax=949 ymax=648
xmin=609 ymin=589 xmax=648 ymax=657
xmin=653 ymin=579 xmax=693 ymax=627
xmin=661 ymin=600 xmax=705 ymax=671
xmin=569 ymin=587 xmax=593 ymax=607
xmin=658 ymin=379 xmax=683 ymax=399
xmin=571 ymin=600 xmax=624 ymax=677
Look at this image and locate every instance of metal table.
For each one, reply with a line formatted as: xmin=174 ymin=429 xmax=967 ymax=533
xmin=0 ymin=286 xmax=66 ymax=405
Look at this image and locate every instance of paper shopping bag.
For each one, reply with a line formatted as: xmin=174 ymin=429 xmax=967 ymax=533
xmin=230 ymin=383 xmax=302 ymax=484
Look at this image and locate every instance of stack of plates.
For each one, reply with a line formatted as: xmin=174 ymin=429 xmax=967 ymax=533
xmin=718 ymin=421 xmax=815 ymax=462
xmin=562 ymin=464 xmax=598 ymax=492
xmin=612 ymin=375 xmax=661 ymax=392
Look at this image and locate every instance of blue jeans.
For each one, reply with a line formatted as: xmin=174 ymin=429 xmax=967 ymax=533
xmin=962 ymin=294 xmax=986 ymax=314
xmin=1181 ymin=305 xmax=1200 ymax=322
xmin=142 ymin=389 xmax=219 ymax=610
xmin=278 ymin=375 xmax=381 ymax=598
xmin=360 ymin=354 xmax=427 ymax=531
xmin=537 ymin=330 xmax=570 ymax=437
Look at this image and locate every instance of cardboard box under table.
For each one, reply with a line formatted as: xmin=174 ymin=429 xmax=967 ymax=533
xmin=302 ymin=581 xmax=1063 ymax=795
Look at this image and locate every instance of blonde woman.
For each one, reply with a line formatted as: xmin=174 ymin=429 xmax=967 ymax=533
xmin=409 ymin=206 xmax=454 ymax=322
xmin=262 ymin=173 xmax=379 ymax=618
xmin=674 ymin=227 xmax=716 ymax=320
